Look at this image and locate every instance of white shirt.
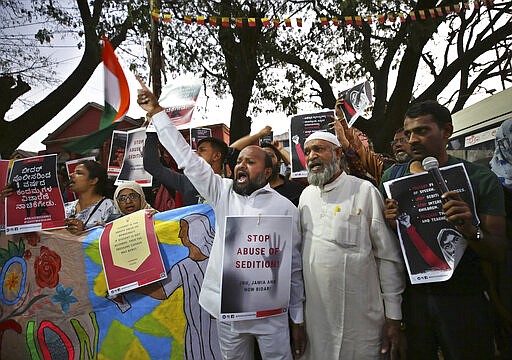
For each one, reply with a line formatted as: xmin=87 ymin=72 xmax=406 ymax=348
xmin=299 ymin=172 xmax=404 ymax=359
xmin=153 ymin=112 xmax=304 ymax=334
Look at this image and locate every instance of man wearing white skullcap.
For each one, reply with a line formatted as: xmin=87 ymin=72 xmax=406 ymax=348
xmin=299 ymin=130 xmax=406 ymax=359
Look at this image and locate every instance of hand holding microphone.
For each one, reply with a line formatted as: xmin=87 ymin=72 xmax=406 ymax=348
xmin=422 ymin=157 xmax=469 ymax=227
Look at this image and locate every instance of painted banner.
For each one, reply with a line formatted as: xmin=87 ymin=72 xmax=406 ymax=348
xmin=107 ymin=131 xmax=128 ymax=178
xmin=190 ymin=127 xmax=212 ymax=151
xmin=384 ymin=163 xmax=478 ymax=284
xmin=0 ymin=160 xmax=9 ymax=232
xmin=289 ymin=111 xmax=335 ymax=178
xmin=5 ymin=155 xmax=65 ymax=235
xmin=0 ymin=203 xmax=222 ymax=359
xmin=338 ymin=80 xmax=372 ymax=127
xmin=100 ymin=210 xmax=166 ymax=296
xmin=115 ymin=128 xmax=153 ymax=187
xmin=220 ymin=215 xmax=292 ymax=321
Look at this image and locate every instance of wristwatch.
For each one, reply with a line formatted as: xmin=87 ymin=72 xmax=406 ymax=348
xmin=474 ymin=225 xmax=484 ymax=241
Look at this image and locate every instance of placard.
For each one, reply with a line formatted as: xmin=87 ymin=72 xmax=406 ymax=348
xmin=190 ymin=127 xmax=212 ymax=150
xmin=99 ymin=209 xmax=166 ymax=296
xmin=259 ymin=131 xmax=273 ymax=145
xmin=5 ymin=154 xmax=66 ymax=234
xmin=338 ymin=80 xmax=373 ymax=127
xmin=384 ymin=163 xmax=478 ymax=284
xmin=289 ymin=110 xmax=334 ymax=178
xmin=115 ymin=128 xmax=153 ymax=187
xmin=0 ymin=160 xmax=9 ymax=232
xmin=220 ymin=215 xmax=292 ymax=321
xmin=107 ymin=131 xmax=128 ymax=178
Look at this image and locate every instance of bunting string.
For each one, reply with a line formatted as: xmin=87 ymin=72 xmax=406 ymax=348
xmin=151 ymin=0 xmax=493 ymax=29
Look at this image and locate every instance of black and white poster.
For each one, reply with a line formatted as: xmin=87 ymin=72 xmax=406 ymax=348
xmin=384 ymin=163 xmax=478 ymax=284
xmin=338 ymin=81 xmax=373 ymax=127
xmin=289 ymin=111 xmax=334 ymax=178
xmin=220 ymin=216 xmax=292 ymax=321
xmin=115 ymin=128 xmax=152 ymax=187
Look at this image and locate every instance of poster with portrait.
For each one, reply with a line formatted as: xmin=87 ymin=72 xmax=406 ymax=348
xmin=0 ymin=160 xmax=9 ymax=232
xmin=338 ymin=81 xmax=373 ymax=127
xmin=5 ymin=154 xmax=66 ymax=234
xmin=146 ymin=78 xmax=202 ymax=132
xmin=99 ymin=209 xmax=166 ymax=296
xmin=383 ymin=163 xmax=478 ymax=284
xmin=190 ymin=127 xmax=212 ymax=151
xmin=115 ymin=128 xmax=153 ymax=187
xmin=107 ymin=131 xmax=128 ymax=178
xmin=289 ymin=110 xmax=335 ymax=178
xmin=220 ymin=215 xmax=292 ymax=321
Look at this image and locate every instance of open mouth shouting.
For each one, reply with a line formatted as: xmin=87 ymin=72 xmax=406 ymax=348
xmin=236 ymin=170 xmax=249 ymax=184
xmin=307 ymin=160 xmax=324 ymax=173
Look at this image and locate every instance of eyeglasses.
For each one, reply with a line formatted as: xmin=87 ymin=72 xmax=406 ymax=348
xmin=390 ymin=138 xmax=408 ymax=146
xmin=117 ymin=193 xmax=140 ymax=203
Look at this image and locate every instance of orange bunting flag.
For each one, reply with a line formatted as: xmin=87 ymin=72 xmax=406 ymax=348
xmin=151 ymin=9 xmax=160 ymax=21
xmin=454 ymin=4 xmax=462 ymax=12
xmin=296 ymin=18 xmax=303 ymax=27
xmin=377 ymin=14 xmax=385 ymax=23
xmin=222 ymin=17 xmax=230 ymax=27
xmin=366 ymin=16 xmax=373 ymax=24
xmin=419 ymin=10 xmax=426 ymax=20
xmin=387 ymin=13 xmax=395 ymax=22
xmin=436 ymin=7 xmax=443 ymax=16
xmin=409 ymin=11 xmax=417 ymax=21
xmin=184 ymin=15 xmax=192 ymax=24
xmin=445 ymin=5 xmax=452 ymax=14
xmin=398 ymin=13 xmax=406 ymax=22
xmin=355 ymin=16 xmax=363 ymax=26
xmin=273 ymin=18 xmax=280 ymax=27
xmin=344 ymin=16 xmax=353 ymax=26
xmin=464 ymin=2 xmax=470 ymax=9
xmin=262 ymin=17 xmax=270 ymax=26
xmin=473 ymin=0 xmax=480 ymax=9
xmin=209 ymin=17 xmax=217 ymax=26
xmin=248 ymin=18 xmax=256 ymax=27
xmin=196 ymin=15 xmax=205 ymax=25
xmin=163 ymin=13 xmax=172 ymax=23
xmin=320 ymin=17 xmax=328 ymax=26
xmin=332 ymin=17 xmax=339 ymax=26
xmin=235 ymin=18 xmax=243 ymax=28
xmin=285 ymin=18 xmax=291 ymax=27
xmin=429 ymin=9 xmax=436 ymax=18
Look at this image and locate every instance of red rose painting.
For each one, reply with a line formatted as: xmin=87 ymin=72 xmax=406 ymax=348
xmin=34 ymin=246 xmax=61 ymax=289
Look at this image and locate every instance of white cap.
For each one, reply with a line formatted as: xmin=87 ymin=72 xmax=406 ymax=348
xmin=304 ymin=131 xmax=341 ymax=147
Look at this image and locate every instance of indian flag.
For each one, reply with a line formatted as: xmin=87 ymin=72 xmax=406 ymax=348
xmin=99 ymin=36 xmax=130 ymax=130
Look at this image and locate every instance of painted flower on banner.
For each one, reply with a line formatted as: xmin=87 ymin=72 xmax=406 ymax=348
xmin=4 ymin=269 xmax=22 ymax=294
xmin=34 ymin=246 xmax=61 ymax=289
xmin=51 ymin=284 xmax=78 ymax=313
xmin=25 ymin=233 xmax=41 ymax=247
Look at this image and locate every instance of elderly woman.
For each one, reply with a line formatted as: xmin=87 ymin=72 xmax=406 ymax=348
xmin=113 ymin=181 xmax=153 ymax=216
xmin=64 ymin=160 xmax=117 ymax=233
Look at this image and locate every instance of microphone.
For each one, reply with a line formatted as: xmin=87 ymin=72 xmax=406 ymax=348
xmin=422 ymin=157 xmax=450 ymax=201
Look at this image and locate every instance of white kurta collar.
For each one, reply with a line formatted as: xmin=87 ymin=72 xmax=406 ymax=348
xmin=319 ymin=171 xmax=346 ymax=192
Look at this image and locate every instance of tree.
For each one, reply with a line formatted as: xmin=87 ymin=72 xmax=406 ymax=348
xmin=268 ymin=0 xmax=512 ymax=151
xmin=0 ymin=0 xmax=146 ymax=158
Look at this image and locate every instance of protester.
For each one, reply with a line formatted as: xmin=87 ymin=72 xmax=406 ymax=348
xmin=113 ymin=181 xmax=154 ymax=214
xmin=299 ymin=131 xmax=405 ymax=359
xmin=144 ymin=132 xmax=228 ymax=207
xmin=260 ymin=142 xmax=305 ymax=206
xmin=391 ymin=127 xmax=412 ymax=164
xmin=381 ymin=100 xmax=507 ymax=360
xmin=63 ymin=160 xmax=117 ymax=233
xmin=136 ymin=78 xmax=306 ymax=360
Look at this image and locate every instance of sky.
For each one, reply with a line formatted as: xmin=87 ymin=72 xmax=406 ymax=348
xmin=7 ymin=2 xmax=507 ymax=153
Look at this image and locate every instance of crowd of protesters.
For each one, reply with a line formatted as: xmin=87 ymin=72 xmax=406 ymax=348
xmin=1 ymin=83 xmax=511 ymax=360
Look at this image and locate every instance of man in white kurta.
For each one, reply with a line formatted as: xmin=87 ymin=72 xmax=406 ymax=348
xmin=299 ymin=131 xmax=405 ymax=360
xmin=137 ymin=82 xmax=306 ymax=360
